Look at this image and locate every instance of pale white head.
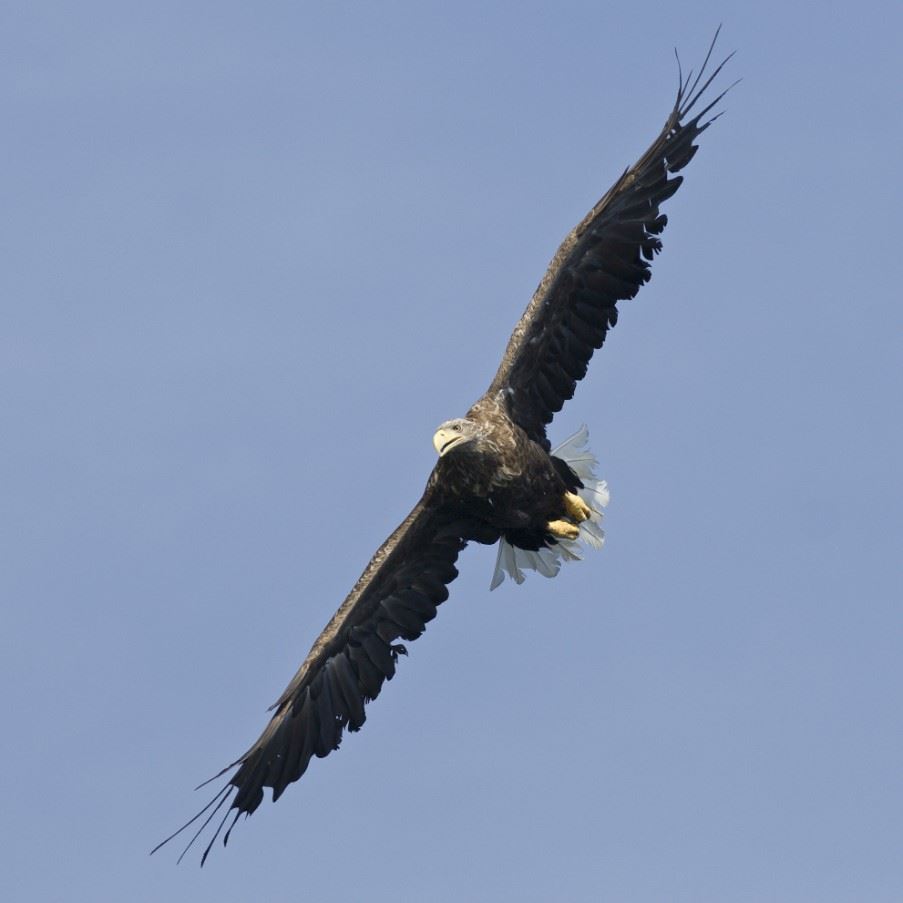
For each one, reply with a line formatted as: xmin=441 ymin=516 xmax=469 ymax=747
xmin=432 ymin=418 xmax=480 ymax=457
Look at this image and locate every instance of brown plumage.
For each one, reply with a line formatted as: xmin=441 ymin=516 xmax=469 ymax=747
xmin=154 ymin=32 xmax=733 ymax=864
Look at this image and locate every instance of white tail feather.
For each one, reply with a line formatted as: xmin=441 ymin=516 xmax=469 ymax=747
xmin=490 ymin=425 xmax=609 ymax=590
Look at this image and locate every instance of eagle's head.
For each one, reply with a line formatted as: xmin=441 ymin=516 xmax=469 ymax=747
xmin=432 ymin=418 xmax=481 ymax=457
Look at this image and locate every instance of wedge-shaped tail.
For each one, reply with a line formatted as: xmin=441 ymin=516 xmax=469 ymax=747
xmin=490 ymin=426 xmax=609 ymax=589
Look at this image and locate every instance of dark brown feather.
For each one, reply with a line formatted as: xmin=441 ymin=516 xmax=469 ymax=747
xmin=486 ymin=34 xmax=732 ymax=446
xmin=155 ymin=494 xmax=499 ymax=863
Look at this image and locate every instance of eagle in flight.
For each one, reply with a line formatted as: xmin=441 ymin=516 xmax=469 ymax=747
xmin=156 ymin=33 xmax=732 ymax=864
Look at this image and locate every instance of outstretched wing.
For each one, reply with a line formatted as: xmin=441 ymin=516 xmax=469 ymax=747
xmin=154 ymin=492 xmax=498 ymax=864
xmin=487 ymin=32 xmax=733 ymax=446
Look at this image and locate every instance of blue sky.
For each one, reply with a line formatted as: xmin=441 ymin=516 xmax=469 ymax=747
xmin=3 ymin=2 xmax=902 ymax=901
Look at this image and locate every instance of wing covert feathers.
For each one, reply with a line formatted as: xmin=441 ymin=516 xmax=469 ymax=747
xmin=487 ymin=30 xmax=733 ymax=445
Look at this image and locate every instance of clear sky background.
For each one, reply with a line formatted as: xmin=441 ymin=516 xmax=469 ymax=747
xmin=3 ymin=2 xmax=901 ymax=901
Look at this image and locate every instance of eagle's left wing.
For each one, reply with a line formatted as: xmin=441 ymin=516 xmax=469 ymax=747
xmin=154 ymin=493 xmax=498 ymax=864
xmin=486 ymin=34 xmax=732 ymax=447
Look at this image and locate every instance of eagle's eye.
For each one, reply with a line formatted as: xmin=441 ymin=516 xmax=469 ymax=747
xmin=452 ymin=423 xmax=462 ymax=432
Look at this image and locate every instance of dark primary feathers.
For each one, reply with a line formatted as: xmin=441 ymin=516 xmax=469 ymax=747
xmin=154 ymin=33 xmax=732 ymax=865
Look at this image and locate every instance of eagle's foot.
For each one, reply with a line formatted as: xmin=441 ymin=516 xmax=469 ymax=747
xmin=563 ymin=491 xmax=592 ymax=523
xmin=546 ymin=519 xmax=580 ymax=540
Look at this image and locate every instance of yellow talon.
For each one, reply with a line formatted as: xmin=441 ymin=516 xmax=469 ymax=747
xmin=547 ymin=519 xmax=580 ymax=540
xmin=563 ymin=491 xmax=592 ymax=523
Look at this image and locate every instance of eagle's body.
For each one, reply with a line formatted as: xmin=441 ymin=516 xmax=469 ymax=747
xmin=156 ymin=34 xmax=733 ymax=864
xmin=431 ymin=394 xmax=579 ymax=544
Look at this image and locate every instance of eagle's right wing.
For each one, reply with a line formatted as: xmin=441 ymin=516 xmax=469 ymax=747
xmin=154 ymin=491 xmax=498 ymax=864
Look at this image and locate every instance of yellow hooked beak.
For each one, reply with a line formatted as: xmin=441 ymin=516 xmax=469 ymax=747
xmin=432 ymin=427 xmax=465 ymax=457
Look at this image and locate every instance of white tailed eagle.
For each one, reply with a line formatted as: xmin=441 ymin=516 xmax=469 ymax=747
xmin=155 ymin=33 xmax=733 ymax=864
